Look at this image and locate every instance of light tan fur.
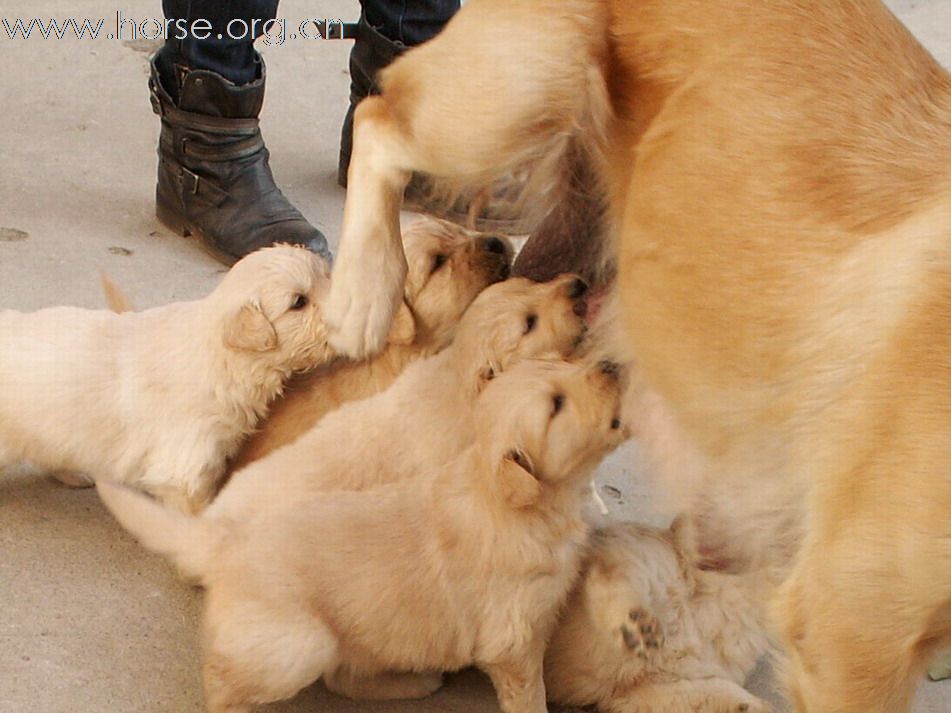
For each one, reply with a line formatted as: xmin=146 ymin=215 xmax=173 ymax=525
xmin=99 ymin=270 xmax=135 ymax=313
xmin=321 ymin=0 xmax=951 ymax=709
xmin=210 ymin=274 xmax=590 ymax=516
xmin=228 ymin=217 xmax=511 ymax=471
xmin=546 ymin=519 xmax=777 ymax=713
xmin=98 ymin=359 xmax=627 ymax=713
xmin=0 ymin=245 xmax=335 ymax=513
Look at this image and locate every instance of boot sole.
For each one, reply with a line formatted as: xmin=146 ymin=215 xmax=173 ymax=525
xmin=155 ymin=201 xmax=239 ymax=267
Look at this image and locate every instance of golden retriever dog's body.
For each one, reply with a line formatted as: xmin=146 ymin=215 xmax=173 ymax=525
xmin=98 ymin=359 xmax=627 ymax=713
xmin=321 ymin=1 xmax=951 ymax=709
xmin=228 ymin=217 xmax=511 ymax=471
xmin=545 ymin=521 xmax=775 ymax=713
xmin=212 ymin=274 xmax=589 ymax=513
xmin=0 ymin=245 xmax=334 ymax=513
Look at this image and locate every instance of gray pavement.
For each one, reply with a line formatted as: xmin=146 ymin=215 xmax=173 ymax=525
xmin=1 ymin=1 xmax=949 ymax=711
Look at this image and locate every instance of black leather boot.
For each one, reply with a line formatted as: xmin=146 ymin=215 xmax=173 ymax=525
xmin=151 ymin=50 xmax=331 ymax=264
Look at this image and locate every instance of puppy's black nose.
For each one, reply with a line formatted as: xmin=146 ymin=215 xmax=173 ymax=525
xmin=599 ymin=360 xmax=621 ymax=378
xmin=569 ymin=278 xmax=588 ymax=299
xmin=485 ymin=237 xmax=507 ymax=254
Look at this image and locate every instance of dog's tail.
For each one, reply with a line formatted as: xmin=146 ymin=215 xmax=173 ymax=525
xmin=99 ymin=270 xmax=135 ymax=313
xmin=96 ymin=481 xmax=221 ymax=581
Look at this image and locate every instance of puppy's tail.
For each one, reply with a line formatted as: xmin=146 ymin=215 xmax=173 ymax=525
xmin=96 ymin=481 xmax=221 ymax=581
xmin=99 ymin=270 xmax=135 ymax=313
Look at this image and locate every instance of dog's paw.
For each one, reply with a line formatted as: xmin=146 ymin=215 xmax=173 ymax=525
xmin=51 ymin=470 xmax=95 ymax=488
xmin=326 ymin=251 xmax=406 ymax=359
xmin=621 ymin=607 xmax=664 ymax=659
xmin=395 ymin=672 xmax=444 ymax=699
xmin=729 ymin=695 xmax=776 ymax=713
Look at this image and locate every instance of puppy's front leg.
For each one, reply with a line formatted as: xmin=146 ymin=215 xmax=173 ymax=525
xmin=483 ymin=645 xmax=548 ymax=713
xmin=327 ymin=95 xmax=411 ymax=359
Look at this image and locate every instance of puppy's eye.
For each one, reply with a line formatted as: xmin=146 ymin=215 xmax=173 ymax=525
xmin=431 ymin=254 xmax=448 ymax=274
xmin=611 ymin=418 xmax=621 ymax=430
xmin=524 ymin=314 xmax=538 ymax=334
xmin=289 ymin=294 xmax=308 ymax=311
xmin=552 ymin=394 xmax=565 ymax=416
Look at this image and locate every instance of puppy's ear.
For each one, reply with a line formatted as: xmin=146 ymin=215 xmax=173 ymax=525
xmin=224 ymin=302 xmax=277 ymax=352
xmin=497 ymin=449 xmax=542 ymax=509
xmin=386 ymin=299 xmax=417 ymax=346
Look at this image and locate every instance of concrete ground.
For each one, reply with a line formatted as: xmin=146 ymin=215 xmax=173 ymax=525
xmin=1 ymin=0 xmax=949 ymax=711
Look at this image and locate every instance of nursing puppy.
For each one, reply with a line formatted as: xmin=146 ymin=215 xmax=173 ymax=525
xmin=229 ymin=217 xmax=511 ymax=470
xmin=322 ymin=0 xmax=951 ymax=709
xmin=0 ymin=245 xmax=333 ymax=513
xmin=211 ymin=273 xmax=588 ymax=512
xmin=545 ymin=520 xmax=775 ymax=713
xmin=98 ymin=358 xmax=627 ymax=713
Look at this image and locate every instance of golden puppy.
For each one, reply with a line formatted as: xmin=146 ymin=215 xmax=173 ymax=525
xmin=545 ymin=520 xmax=776 ymax=713
xmin=210 ymin=273 xmax=589 ymax=514
xmin=229 ymin=216 xmax=511 ymax=471
xmin=322 ymin=0 xmax=951 ymax=709
xmin=97 ymin=358 xmax=627 ymax=713
xmin=0 ymin=245 xmax=333 ymax=513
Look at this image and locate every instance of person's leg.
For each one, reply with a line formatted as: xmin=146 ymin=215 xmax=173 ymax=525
xmin=151 ymin=0 xmax=330 ymax=263
xmin=337 ymin=0 xmax=461 ymax=186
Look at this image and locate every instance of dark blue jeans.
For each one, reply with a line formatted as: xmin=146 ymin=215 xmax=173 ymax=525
xmin=160 ymin=0 xmax=460 ymax=84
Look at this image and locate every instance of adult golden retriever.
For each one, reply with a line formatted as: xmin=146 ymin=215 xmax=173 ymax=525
xmin=323 ymin=1 xmax=951 ymax=710
xmin=98 ymin=358 xmax=626 ymax=713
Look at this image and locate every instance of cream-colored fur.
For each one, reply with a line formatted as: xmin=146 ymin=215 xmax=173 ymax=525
xmin=228 ymin=216 xmax=511 ymax=471
xmin=0 ymin=245 xmax=334 ymax=513
xmin=98 ymin=358 xmax=627 ymax=713
xmin=321 ymin=0 xmax=951 ymax=708
xmin=210 ymin=273 xmax=590 ymax=515
xmin=546 ymin=520 xmax=776 ymax=713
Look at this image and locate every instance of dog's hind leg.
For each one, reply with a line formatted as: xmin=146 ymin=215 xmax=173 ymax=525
xmin=776 ymin=461 xmax=951 ymax=713
xmin=326 ymin=0 xmax=611 ymax=358
xmin=776 ymin=538 xmax=945 ymax=713
xmin=202 ymin=592 xmax=339 ymax=713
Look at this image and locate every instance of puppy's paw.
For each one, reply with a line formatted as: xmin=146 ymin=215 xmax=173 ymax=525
xmin=621 ymin=607 xmax=664 ymax=659
xmin=326 ymin=249 xmax=407 ymax=359
xmin=396 ymin=672 xmax=444 ymax=699
xmin=729 ymin=695 xmax=776 ymax=713
xmin=51 ymin=470 xmax=95 ymax=488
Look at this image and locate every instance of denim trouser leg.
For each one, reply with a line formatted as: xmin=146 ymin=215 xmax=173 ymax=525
xmin=361 ymin=0 xmax=461 ymax=45
xmin=159 ymin=0 xmax=278 ymax=84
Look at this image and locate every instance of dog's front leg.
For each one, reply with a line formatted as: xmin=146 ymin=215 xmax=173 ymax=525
xmin=483 ymin=643 xmax=548 ymax=713
xmin=326 ymin=95 xmax=411 ymax=359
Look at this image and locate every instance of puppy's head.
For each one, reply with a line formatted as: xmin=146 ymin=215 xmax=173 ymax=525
xmin=453 ymin=274 xmax=589 ymax=390
xmin=213 ymin=245 xmax=334 ymax=371
xmin=477 ymin=358 xmax=628 ymax=509
xmin=393 ymin=217 xmax=512 ymax=350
